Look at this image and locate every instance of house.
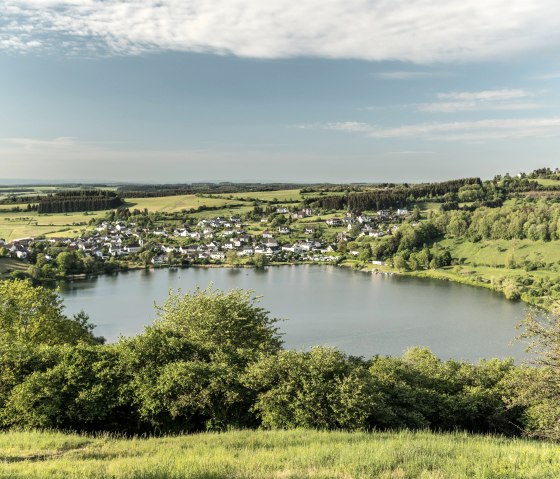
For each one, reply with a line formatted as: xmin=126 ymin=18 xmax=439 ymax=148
xmin=15 ymin=250 xmax=28 ymax=259
xmin=264 ymin=239 xmax=279 ymax=248
xmin=262 ymin=230 xmax=274 ymax=239
xmin=304 ymin=227 xmax=315 ymax=234
xmin=278 ymin=227 xmax=291 ymax=234
xmin=326 ymin=218 xmax=342 ymax=227
xmin=126 ymin=243 xmax=142 ymax=254
xmin=152 ymin=255 xmax=167 ymax=265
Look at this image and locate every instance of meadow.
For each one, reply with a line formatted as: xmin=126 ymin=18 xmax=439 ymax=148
xmin=220 ymin=189 xmax=305 ymax=202
xmin=0 ymin=211 xmax=108 ymax=241
xmin=0 ymin=195 xmax=245 ymax=241
xmin=124 ymin=195 xmax=241 ymax=213
xmin=1 ymin=429 xmax=559 ymax=479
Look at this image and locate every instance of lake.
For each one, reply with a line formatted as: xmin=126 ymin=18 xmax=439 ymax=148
xmin=59 ymin=265 xmax=528 ymax=361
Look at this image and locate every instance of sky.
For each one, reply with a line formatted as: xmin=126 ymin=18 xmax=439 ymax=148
xmin=1 ymin=1 xmax=560 ymax=183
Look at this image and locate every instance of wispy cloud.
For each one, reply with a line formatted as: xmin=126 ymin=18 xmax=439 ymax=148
xmin=373 ymin=71 xmax=450 ymax=80
xmin=307 ymin=117 xmax=560 ymax=142
xmin=418 ymin=89 xmax=542 ymax=112
xmin=360 ymin=89 xmax=545 ymax=113
xmin=530 ymin=72 xmax=560 ymax=80
xmin=1 ymin=136 xmax=76 ymax=148
xmin=2 ymin=1 xmax=560 ymax=61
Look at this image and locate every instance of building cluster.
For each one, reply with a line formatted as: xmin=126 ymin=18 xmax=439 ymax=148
xmin=2 ymin=207 xmax=410 ymax=266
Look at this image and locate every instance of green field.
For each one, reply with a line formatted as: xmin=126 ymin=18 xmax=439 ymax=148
xmin=0 ymin=257 xmax=29 ymax=276
xmin=1 ymin=429 xmax=558 ymax=479
xmin=219 ymin=189 xmax=304 ymax=202
xmin=534 ymin=178 xmax=560 ymax=186
xmin=0 ymin=189 xmax=310 ymax=240
xmin=0 ymin=211 xmax=108 ymax=242
xmin=124 ymin=194 xmax=242 ymax=213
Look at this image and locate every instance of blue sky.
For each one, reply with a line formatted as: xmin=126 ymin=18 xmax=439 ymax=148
xmin=1 ymin=1 xmax=560 ymax=183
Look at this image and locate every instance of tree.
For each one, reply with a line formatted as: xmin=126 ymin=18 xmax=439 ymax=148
xmin=225 ymin=250 xmax=239 ymax=266
xmin=243 ymin=347 xmax=371 ymax=430
xmin=119 ymin=287 xmax=283 ymax=431
xmin=0 ymin=279 xmax=101 ymax=346
xmin=509 ymin=311 xmax=560 ymax=440
xmin=252 ymin=253 xmax=268 ymax=269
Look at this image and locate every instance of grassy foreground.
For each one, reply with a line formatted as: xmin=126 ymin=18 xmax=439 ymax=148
xmin=1 ymin=429 xmax=559 ymax=479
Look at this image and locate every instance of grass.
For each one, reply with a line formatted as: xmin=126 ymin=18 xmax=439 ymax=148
xmin=0 ymin=257 xmax=28 ymax=277
xmin=217 ymin=189 xmax=304 ymax=202
xmin=0 ymin=189 xmax=312 ymax=240
xmin=534 ymin=178 xmax=560 ymax=186
xmin=438 ymin=238 xmax=560 ymax=268
xmin=123 ymin=195 xmax=241 ymax=213
xmin=0 ymin=211 xmax=107 ymax=242
xmin=0 ymin=429 xmax=559 ymax=478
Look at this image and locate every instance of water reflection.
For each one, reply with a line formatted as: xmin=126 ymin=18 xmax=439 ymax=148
xmin=59 ymin=265 xmax=528 ymax=361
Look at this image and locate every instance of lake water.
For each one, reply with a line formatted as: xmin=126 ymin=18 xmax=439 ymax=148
xmin=59 ymin=265 xmax=528 ymax=361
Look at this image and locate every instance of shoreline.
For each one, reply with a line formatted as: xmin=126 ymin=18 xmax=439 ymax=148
xmin=4 ymin=257 xmax=549 ymax=313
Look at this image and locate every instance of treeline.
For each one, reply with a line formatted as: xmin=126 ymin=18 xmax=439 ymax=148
xmin=309 ymin=178 xmax=482 ymax=211
xmin=439 ymin=203 xmax=560 ymax=242
xmin=37 ymin=190 xmax=123 ymax=213
xmin=1 ymin=281 xmax=558 ymax=440
xmin=117 ymin=183 xmax=313 ymax=198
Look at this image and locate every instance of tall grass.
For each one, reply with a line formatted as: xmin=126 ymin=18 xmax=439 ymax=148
xmin=1 ymin=429 xmax=559 ymax=478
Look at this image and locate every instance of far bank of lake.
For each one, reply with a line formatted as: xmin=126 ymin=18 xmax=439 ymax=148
xmin=59 ymin=265 xmax=528 ymax=361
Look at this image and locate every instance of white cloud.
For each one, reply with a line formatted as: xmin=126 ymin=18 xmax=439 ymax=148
xmin=2 ymin=1 xmax=560 ymax=61
xmin=2 ymin=136 xmax=76 ymax=148
xmin=310 ymin=117 xmax=560 ymax=141
xmin=437 ymin=89 xmax=530 ymax=101
xmin=373 ymin=71 xmax=450 ymax=80
xmin=416 ymin=89 xmax=544 ymax=112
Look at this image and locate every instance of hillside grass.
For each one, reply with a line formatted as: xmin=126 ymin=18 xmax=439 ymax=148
xmin=214 ymin=189 xmax=304 ymax=202
xmin=0 ymin=257 xmax=29 ymax=277
xmin=534 ymin=178 xmax=560 ymax=186
xmin=123 ymin=195 xmax=241 ymax=213
xmin=0 ymin=211 xmax=107 ymax=241
xmin=1 ymin=429 xmax=559 ymax=479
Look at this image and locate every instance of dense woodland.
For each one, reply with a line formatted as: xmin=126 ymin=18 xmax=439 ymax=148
xmin=116 ymin=183 xmax=313 ymax=198
xmin=308 ymin=178 xmax=485 ymax=211
xmin=37 ymin=190 xmax=124 ymax=213
xmin=0 ymin=280 xmax=559 ymax=440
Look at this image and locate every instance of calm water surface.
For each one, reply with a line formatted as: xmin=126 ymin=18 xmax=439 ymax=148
xmin=59 ymin=265 xmax=528 ymax=361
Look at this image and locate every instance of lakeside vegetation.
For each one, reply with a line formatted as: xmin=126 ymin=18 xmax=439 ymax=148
xmin=1 ymin=280 xmax=559 ymax=440
xmin=1 ymin=279 xmax=560 ymax=476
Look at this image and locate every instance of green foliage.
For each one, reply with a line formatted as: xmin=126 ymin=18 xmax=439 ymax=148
xmin=0 ymin=282 xmax=543 ymax=439
xmin=244 ymin=347 xmax=369 ymax=430
xmin=508 ymin=311 xmax=560 ymax=440
xmin=244 ymin=346 xmax=521 ymax=434
xmin=1 ymin=344 xmax=127 ymax=430
xmin=0 ymin=279 xmax=101 ymax=346
xmin=115 ymin=286 xmax=283 ymax=431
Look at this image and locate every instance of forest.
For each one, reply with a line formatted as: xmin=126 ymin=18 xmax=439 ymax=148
xmin=37 ymin=190 xmax=124 ymax=213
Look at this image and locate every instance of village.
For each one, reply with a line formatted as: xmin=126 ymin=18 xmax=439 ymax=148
xmin=1 ymin=206 xmax=413 ymax=273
